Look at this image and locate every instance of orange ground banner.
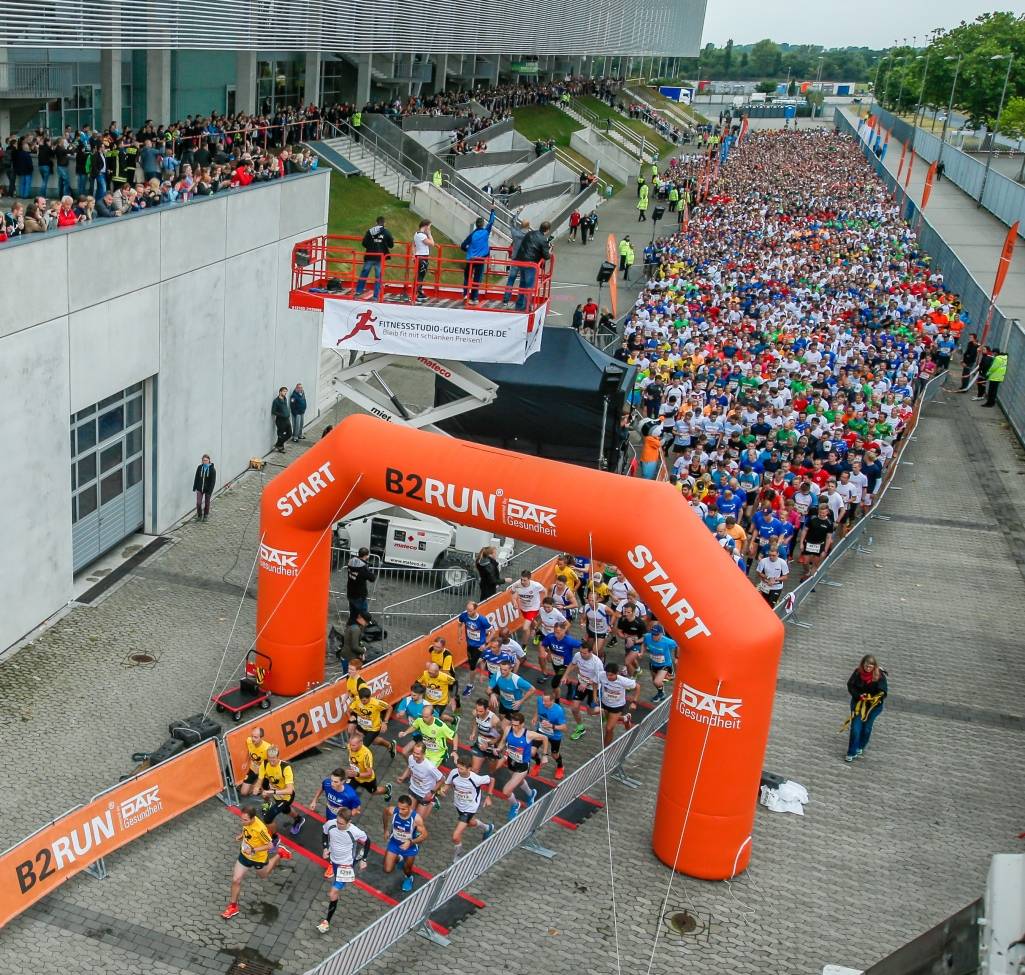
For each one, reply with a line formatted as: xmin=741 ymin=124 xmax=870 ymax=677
xmin=0 ymin=741 xmax=223 ymax=929
xmin=223 ymin=559 xmax=557 ymax=783
xmin=605 ymin=233 xmax=619 ymax=317
xmin=921 ymin=162 xmax=938 ymax=210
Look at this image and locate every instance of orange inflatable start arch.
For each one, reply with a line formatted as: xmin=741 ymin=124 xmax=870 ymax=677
xmin=256 ymin=415 xmax=783 ymax=879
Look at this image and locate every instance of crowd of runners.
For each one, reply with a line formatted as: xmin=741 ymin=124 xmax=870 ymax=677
xmin=617 ymin=126 xmax=966 ymax=604
xmin=223 ymin=557 xmax=675 ymax=927
xmin=223 ymin=119 xmax=974 ymax=931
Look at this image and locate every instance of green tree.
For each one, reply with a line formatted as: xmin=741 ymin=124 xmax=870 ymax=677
xmin=750 ymin=39 xmax=781 ymax=76
xmin=1000 ymin=95 xmax=1025 ymax=139
xmin=724 ymin=39 xmax=734 ymax=77
xmin=756 ymin=80 xmax=777 ymax=94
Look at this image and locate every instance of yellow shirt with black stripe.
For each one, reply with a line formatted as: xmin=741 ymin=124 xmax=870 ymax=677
xmin=246 ymin=737 xmax=270 ymax=774
xmin=428 ymin=646 xmax=455 ymax=675
xmin=418 ymin=670 xmax=456 ymax=707
xmin=259 ymin=760 xmax=294 ymax=798
xmin=352 ymin=696 xmax=389 ymax=733
xmin=241 ymin=817 xmax=273 ymax=864
xmin=347 ymin=744 xmax=375 ymax=782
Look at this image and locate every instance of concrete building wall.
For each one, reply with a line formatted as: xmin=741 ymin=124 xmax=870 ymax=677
xmin=0 ymin=171 xmax=329 ymax=653
xmin=570 ymin=128 xmax=635 ymax=185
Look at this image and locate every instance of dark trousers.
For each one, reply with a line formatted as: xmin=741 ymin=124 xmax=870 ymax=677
xmin=580 ymin=224 xmax=590 ymax=245
xmin=275 ymin=418 xmax=292 ymax=449
xmin=195 ymin=491 xmax=211 ymax=516
xmin=960 ymin=364 xmax=974 ymax=391
xmin=986 ymin=380 xmax=1001 ymax=406
xmin=462 ymin=260 xmax=485 ymax=300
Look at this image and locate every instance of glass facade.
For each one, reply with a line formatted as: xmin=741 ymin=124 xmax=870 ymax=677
xmin=257 ymin=57 xmax=306 ymax=113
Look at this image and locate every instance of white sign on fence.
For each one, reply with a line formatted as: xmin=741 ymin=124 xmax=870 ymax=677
xmin=323 ymin=299 xmax=546 ymax=364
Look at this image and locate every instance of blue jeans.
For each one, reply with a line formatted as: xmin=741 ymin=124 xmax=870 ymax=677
xmin=16 ymin=174 xmax=32 ymax=198
xmin=93 ymin=173 xmax=107 ymax=199
xmin=291 ymin=412 xmax=305 ymax=440
xmin=38 ymin=165 xmax=51 ymax=196
xmin=846 ymin=700 xmax=883 ymax=757
xmin=76 ymin=170 xmax=88 ymax=196
xmin=355 ymin=257 xmax=383 ymax=300
xmin=462 ymin=260 xmax=485 ymax=301
xmin=514 ymin=265 xmax=537 ymax=311
xmin=57 ymin=166 xmax=71 ymax=198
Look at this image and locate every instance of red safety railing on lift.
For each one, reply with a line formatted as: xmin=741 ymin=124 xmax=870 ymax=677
xmin=288 ymin=235 xmax=554 ymax=313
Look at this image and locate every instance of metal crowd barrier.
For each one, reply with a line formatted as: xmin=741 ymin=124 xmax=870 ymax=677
xmin=304 ymin=698 xmax=670 ymax=975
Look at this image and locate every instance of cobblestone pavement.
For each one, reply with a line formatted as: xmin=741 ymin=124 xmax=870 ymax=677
xmin=2 ymin=375 xmax=1024 ymax=975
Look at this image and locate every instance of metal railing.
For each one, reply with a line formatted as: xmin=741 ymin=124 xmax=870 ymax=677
xmin=0 ymin=61 xmax=72 ymax=98
xmin=567 ymin=97 xmax=651 ymax=161
xmin=303 ymin=697 xmax=669 ymax=975
xmin=551 ymin=145 xmax=613 ymax=195
xmin=320 ymin=118 xmax=418 ymax=199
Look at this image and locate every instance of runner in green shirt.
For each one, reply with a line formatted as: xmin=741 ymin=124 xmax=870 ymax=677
xmin=398 ymin=704 xmax=456 ymax=767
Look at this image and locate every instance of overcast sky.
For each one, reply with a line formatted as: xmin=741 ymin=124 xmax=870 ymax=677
xmin=701 ymin=1 xmax=1025 ymax=48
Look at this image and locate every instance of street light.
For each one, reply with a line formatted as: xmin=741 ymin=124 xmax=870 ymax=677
xmin=937 ymin=54 xmax=962 ymax=168
xmin=978 ymin=53 xmax=1014 ymax=208
xmin=884 ymin=56 xmax=903 ymax=108
xmin=913 ymin=53 xmax=930 ymax=129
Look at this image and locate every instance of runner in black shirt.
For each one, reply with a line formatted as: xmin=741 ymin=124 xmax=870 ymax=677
xmin=798 ymin=503 xmax=835 ymax=580
xmin=615 ymin=603 xmax=647 ymax=678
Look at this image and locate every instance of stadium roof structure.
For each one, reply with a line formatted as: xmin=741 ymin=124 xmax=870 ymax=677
xmin=0 ymin=0 xmax=706 ymax=55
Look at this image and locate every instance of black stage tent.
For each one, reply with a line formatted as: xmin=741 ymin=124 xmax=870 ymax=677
xmin=434 ymin=328 xmax=635 ymax=469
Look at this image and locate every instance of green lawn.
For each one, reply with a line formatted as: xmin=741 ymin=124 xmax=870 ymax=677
xmin=576 ymin=95 xmax=675 ymax=158
xmin=638 ymin=87 xmax=711 ymax=126
xmin=512 ymin=105 xmax=583 ymax=147
xmin=512 ymin=105 xmax=624 ymax=195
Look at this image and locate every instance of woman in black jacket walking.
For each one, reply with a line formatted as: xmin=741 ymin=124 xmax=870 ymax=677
xmin=844 ymin=655 xmax=887 ymax=762
xmin=193 ymin=454 xmax=217 ymax=521
xmin=475 ymin=546 xmax=501 ymax=601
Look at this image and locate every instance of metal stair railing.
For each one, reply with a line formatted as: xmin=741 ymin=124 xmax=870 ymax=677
xmin=567 ymin=97 xmax=650 ymax=161
xmin=318 ymin=119 xmax=416 ymax=200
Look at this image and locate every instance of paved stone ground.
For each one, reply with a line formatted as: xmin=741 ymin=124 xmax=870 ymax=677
xmin=3 ymin=123 xmax=1025 ymax=971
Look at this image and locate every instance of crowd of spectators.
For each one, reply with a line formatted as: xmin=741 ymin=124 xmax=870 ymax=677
xmin=613 ymin=127 xmax=966 ymax=596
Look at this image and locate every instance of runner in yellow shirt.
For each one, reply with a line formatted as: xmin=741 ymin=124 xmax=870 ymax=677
xmin=346 ymin=731 xmax=392 ymax=801
xmin=350 ymin=686 xmax=396 ymax=760
xmin=221 ymin=802 xmax=291 ymax=920
xmin=418 ymin=662 xmax=457 ymax=717
xmin=427 ymin=636 xmax=461 ymax=712
xmin=239 ymin=726 xmax=271 ymax=797
xmin=256 ymin=745 xmax=305 ymax=841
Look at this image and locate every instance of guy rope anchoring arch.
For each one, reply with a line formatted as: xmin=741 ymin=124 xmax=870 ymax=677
xmin=255 ymin=415 xmax=783 ymax=879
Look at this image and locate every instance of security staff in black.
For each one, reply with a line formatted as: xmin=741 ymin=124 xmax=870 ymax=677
xmin=346 ymin=547 xmax=377 ymax=625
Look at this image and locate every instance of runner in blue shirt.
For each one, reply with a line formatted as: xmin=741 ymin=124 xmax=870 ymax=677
xmin=534 ymin=691 xmax=568 ymax=779
xmin=394 ymin=683 xmax=427 ymax=757
xmin=643 ymin=624 xmax=678 ymax=702
xmin=310 ymin=770 xmax=363 ymax=879
xmin=540 ymin=621 xmax=582 ymax=690
xmin=458 ymin=601 xmax=491 ymax=674
xmin=381 ymin=795 xmax=428 ymax=892
xmin=498 ymin=711 xmax=548 ymax=819
xmin=489 ymin=660 xmax=535 ymax=722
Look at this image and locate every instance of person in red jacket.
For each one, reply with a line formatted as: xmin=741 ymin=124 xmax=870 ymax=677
xmin=56 ymin=195 xmax=80 ymax=228
xmin=568 ymin=210 xmax=581 ymax=241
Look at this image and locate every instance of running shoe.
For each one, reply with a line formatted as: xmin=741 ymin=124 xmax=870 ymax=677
xmin=401 ymin=876 xmax=414 ymax=892
xmin=526 ymin=788 xmax=538 ymax=807
xmin=289 ymin=815 xmax=306 ymax=836
xmin=462 ymin=684 xmax=474 ymax=697
xmin=275 ymin=845 xmax=293 ymax=861
xmin=483 ymin=822 xmax=495 ymax=840
xmin=507 ymin=802 xmax=519 ymax=821
xmin=384 ymin=784 xmax=393 ymax=802
xmin=651 ymin=690 xmax=665 ymax=703
xmin=323 ymin=864 xmax=334 ymax=879
xmin=433 ymin=795 xmax=441 ymax=811
xmin=221 ymin=904 xmax=240 ymax=920
xmin=317 ymin=920 xmax=330 ymax=934
xmin=570 ymin=724 xmax=587 ymax=741
xmin=843 ymin=755 xmax=855 ymax=763
xmin=388 ymin=739 xmax=397 ymax=760
xmin=554 ymin=767 xmax=565 ymax=780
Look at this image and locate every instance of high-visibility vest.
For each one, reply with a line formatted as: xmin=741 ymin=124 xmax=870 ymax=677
xmin=988 ymin=354 xmax=1008 ymax=382
xmin=432 ymin=170 xmax=443 ymax=188
xmin=619 ymin=239 xmax=630 ymax=257
xmin=352 ymin=112 xmax=362 ymax=128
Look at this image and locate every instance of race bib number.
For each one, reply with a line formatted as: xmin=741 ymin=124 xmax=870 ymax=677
xmin=241 ymin=842 xmax=254 ymax=856
xmin=335 ymin=864 xmax=355 ymax=883
xmin=539 ymin=720 xmax=554 ymax=735
xmin=426 ymin=686 xmax=443 ymax=700
xmin=356 ymin=715 xmax=374 ymax=729
xmin=507 ymin=746 xmax=524 ymax=763
xmin=805 ymin=541 xmax=822 ymax=554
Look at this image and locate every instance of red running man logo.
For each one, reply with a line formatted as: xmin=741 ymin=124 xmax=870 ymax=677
xmin=338 ymin=308 xmax=380 ymax=343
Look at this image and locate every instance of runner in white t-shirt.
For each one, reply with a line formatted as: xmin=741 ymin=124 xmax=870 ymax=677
xmin=396 ymin=742 xmax=444 ymax=819
xmin=536 ymin=597 xmax=568 ymax=675
xmin=437 ymin=754 xmax=495 ymax=862
xmin=580 ymin=592 xmax=612 ymax=656
xmin=317 ymin=808 xmax=368 ymax=933
xmin=755 ymin=544 xmax=789 ymax=607
xmin=509 ymin=570 xmax=547 ymax=644
xmin=597 ymin=663 xmax=639 ymax=746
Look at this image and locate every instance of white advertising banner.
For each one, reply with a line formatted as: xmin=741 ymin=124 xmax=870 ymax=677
xmin=322 ymin=298 xmax=546 ymax=364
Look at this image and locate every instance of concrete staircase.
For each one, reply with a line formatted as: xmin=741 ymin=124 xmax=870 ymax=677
xmin=558 ymin=99 xmax=655 ymax=163
xmin=309 ymin=132 xmax=414 ymax=201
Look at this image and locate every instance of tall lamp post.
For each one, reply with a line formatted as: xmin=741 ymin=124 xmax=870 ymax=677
xmin=978 ymin=53 xmax=1014 ymax=208
xmin=870 ymin=51 xmax=887 ymax=115
xmin=937 ymin=54 xmax=962 ymax=168
xmin=912 ymin=53 xmax=930 ymax=128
